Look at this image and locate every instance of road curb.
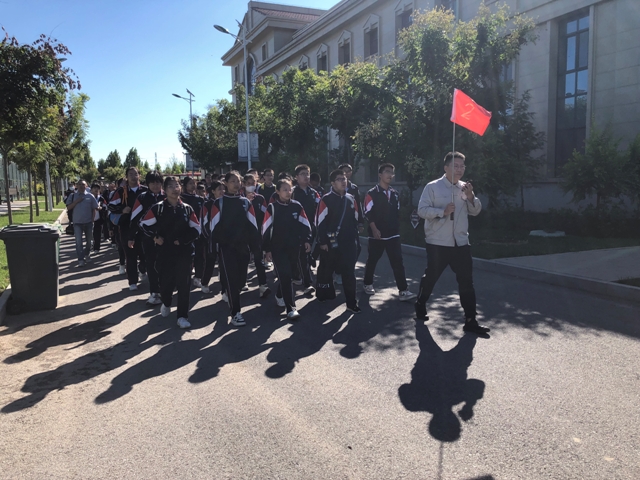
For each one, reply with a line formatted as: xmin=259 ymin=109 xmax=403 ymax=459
xmin=359 ymin=237 xmax=640 ymax=305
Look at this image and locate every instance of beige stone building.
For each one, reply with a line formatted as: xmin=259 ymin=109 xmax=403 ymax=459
xmin=220 ymin=0 xmax=640 ymax=210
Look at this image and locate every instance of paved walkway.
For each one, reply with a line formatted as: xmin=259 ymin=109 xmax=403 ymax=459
xmin=492 ymin=246 xmax=640 ymax=282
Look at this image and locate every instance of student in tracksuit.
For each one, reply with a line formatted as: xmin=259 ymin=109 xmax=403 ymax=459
xmin=207 ymin=171 xmax=260 ymax=327
xmin=200 ymin=180 xmax=225 ymax=294
xmin=140 ymin=176 xmax=200 ymax=329
xmin=109 ymin=168 xmax=148 ymax=290
xmin=362 ymin=163 xmax=417 ymax=301
xmin=180 ymin=176 xmax=206 ymax=288
xmin=336 ymin=163 xmax=363 ymax=285
xmin=243 ymin=174 xmax=270 ymax=297
xmin=291 ymin=164 xmax=320 ymax=295
xmin=315 ymin=169 xmax=361 ymax=314
xmin=263 ymin=178 xmax=312 ymax=320
xmin=110 ymin=178 xmax=127 ymax=272
xmin=129 ymin=170 xmax=166 ymax=305
xmin=91 ymin=183 xmax=107 ymax=254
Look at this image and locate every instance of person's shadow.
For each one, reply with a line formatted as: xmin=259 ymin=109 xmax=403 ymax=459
xmin=398 ymin=321 xmax=485 ymax=442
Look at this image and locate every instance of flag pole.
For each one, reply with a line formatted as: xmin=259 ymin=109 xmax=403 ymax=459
xmin=451 ymin=122 xmax=456 ymax=220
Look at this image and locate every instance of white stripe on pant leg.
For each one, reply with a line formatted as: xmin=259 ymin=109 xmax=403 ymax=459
xmin=219 ymin=246 xmax=235 ymax=313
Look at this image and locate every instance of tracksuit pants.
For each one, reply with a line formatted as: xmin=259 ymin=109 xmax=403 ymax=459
xmin=92 ymin=220 xmax=103 ymax=252
xmin=296 ymin=244 xmax=313 ymax=287
xmin=417 ymin=243 xmax=477 ymax=320
xmin=315 ymin=240 xmax=358 ymax=309
xmin=363 ymin=237 xmax=408 ymax=292
xmin=142 ymin=237 xmax=160 ymax=294
xmin=272 ymin=248 xmax=300 ymax=312
xmin=193 ymin=237 xmax=206 ymax=279
xmin=219 ymin=244 xmax=250 ymax=316
xmin=120 ymin=227 xmax=146 ymax=285
xmin=158 ymin=253 xmax=192 ymax=319
xmin=201 ymin=249 xmax=218 ymax=288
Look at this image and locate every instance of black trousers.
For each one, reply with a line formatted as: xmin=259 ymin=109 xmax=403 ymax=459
xmin=250 ymin=243 xmax=268 ymax=286
xmin=363 ymin=237 xmax=408 ymax=291
xmin=201 ymin=249 xmax=218 ymax=287
xmin=417 ymin=243 xmax=477 ymax=320
xmin=296 ymin=244 xmax=313 ymax=287
xmin=219 ymin=244 xmax=250 ymax=316
xmin=316 ymin=240 xmax=358 ymax=309
xmin=92 ymin=221 xmax=103 ymax=252
xmin=158 ymin=253 xmax=192 ymax=318
xmin=142 ymin=237 xmax=160 ymax=294
xmin=193 ymin=237 xmax=206 ymax=279
xmin=114 ymin=225 xmax=126 ymax=265
xmin=272 ymin=248 xmax=300 ymax=312
xmin=120 ymin=227 xmax=146 ymax=285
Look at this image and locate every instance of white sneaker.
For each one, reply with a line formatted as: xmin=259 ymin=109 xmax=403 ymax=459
xmin=192 ymin=277 xmax=202 ymax=288
xmin=259 ymin=284 xmax=271 ymax=298
xmin=129 ymin=284 xmax=138 ymax=291
xmin=161 ymin=304 xmax=171 ymax=317
xmin=177 ymin=317 xmax=191 ymax=329
xmin=146 ymin=294 xmax=162 ymax=305
xmin=140 ymin=273 xmax=148 ymax=282
xmin=292 ymin=278 xmax=303 ymax=286
xmin=287 ymin=310 xmax=301 ymax=321
xmin=303 ymin=286 xmax=316 ymax=295
xmin=399 ymin=290 xmax=417 ymax=302
xmin=201 ymin=285 xmax=211 ymax=294
xmin=221 ymin=292 xmax=229 ymax=304
xmin=275 ymin=296 xmax=285 ymax=307
xmin=364 ymin=284 xmax=375 ymax=295
xmin=230 ymin=312 xmax=246 ymax=327
xmin=118 ymin=265 xmax=126 ymax=275
xmin=334 ymin=274 xmax=343 ymax=285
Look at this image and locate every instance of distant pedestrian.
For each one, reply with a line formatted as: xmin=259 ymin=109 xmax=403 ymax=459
xmin=415 ymin=151 xmax=489 ymax=335
xmin=140 ymin=176 xmax=201 ymax=329
xmin=310 ymin=172 xmax=324 ymax=197
xmin=243 ymin=173 xmax=270 ymax=298
xmin=90 ymin=183 xmax=107 ymax=254
xmin=200 ymin=180 xmax=225 ymax=294
xmin=362 ymin=163 xmax=416 ymax=301
xmin=65 ymin=180 xmax=98 ymax=267
xmin=257 ymin=168 xmax=275 ymax=200
xmin=180 ymin=176 xmax=206 ymax=288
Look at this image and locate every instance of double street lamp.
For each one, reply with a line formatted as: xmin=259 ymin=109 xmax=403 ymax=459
xmin=172 ymin=89 xmax=195 ymax=126
xmin=214 ymin=22 xmax=253 ymax=169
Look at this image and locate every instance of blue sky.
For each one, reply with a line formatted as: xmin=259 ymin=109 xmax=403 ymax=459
xmin=1 ymin=0 xmax=338 ymax=167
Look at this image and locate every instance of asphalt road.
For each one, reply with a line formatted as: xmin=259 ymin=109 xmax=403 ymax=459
xmin=0 ymin=235 xmax=638 ymax=479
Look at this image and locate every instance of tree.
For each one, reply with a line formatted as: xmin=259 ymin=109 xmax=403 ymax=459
xmin=124 ymin=147 xmax=141 ymax=169
xmin=0 ymin=29 xmax=79 ymax=222
xmin=105 ymin=150 xmax=122 ymax=169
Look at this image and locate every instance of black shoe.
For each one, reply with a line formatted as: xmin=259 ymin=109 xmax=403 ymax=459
xmin=415 ymin=302 xmax=428 ymax=320
xmin=463 ymin=318 xmax=490 ymax=334
xmin=346 ymin=305 xmax=362 ymax=314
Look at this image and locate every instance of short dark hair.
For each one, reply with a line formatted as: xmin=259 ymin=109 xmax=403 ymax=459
xmin=205 ymin=173 xmax=212 ymax=179
xmin=294 ymin=164 xmax=310 ymax=176
xmin=338 ymin=163 xmax=353 ymax=172
xmin=182 ymin=176 xmax=194 ymax=187
xmin=243 ymin=174 xmax=256 ymax=183
xmin=277 ymin=171 xmax=292 ymax=180
xmin=225 ymin=170 xmax=241 ymax=182
xmin=145 ymin=170 xmax=163 ymax=185
xmin=276 ymin=178 xmax=292 ymax=191
xmin=378 ymin=163 xmax=395 ymax=174
xmin=209 ymin=180 xmax=222 ymax=192
xmin=90 ymin=183 xmax=100 ymax=190
xmin=444 ymin=151 xmax=466 ymax=167
xmin=210 ymin=173 xmax=219 ymax=181
xmin=262 ymin=168 xmax=274 ymax=175
xmin=125 ymin=166 xmax=138 ymax=176
xmin=196 ymin=183 xmax=205 ymax=190
xmin=310 ymin=172 xmax=321 ymax=183
xmin=330 ymin=169 xmax=346 ymax=183
xmin=246 ymin=169 xmax=258 ymax=176
xmin=163 ymin=176 xmax=180 ymax=190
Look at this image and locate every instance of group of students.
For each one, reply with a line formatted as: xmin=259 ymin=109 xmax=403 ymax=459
xmin=68 ymin=152 xmax=490 ymax=336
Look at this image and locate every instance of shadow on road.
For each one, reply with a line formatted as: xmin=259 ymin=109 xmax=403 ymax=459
xmin=398 ymin=321 xmax=485 ymax=443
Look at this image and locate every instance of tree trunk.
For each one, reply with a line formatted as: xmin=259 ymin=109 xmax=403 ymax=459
xmin=1 ymin=150 xmax=13 ymax=224
xmin=55 ymin=178 xmax=61 ymax=205
xmin=44 ymin=177 xmax=50 ymax=211
xmin=28 ymin=170 xmax=33 ymax=223
xmin=34 ymin=172 xmax=40 ymax=217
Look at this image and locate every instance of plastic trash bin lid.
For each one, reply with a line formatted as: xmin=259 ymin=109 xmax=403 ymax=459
xmin=0 ymin=223 xmax=61 ymax=239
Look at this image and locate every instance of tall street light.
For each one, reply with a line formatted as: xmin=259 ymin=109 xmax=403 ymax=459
xmin=172 ymin=89 xmax=195 ymax=126
xmin=214 ymin=22 xmax=252 ymax=169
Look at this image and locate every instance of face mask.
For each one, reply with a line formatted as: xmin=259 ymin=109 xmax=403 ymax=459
xmin=245 ymin=185 xmax=256 ymax=193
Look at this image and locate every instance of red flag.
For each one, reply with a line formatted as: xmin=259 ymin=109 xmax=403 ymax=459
xmin=450 ymin=89 xmax=492 ymax=136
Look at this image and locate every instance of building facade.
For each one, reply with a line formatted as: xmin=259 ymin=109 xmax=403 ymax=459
xmin=221 ymin=0 xmax=640 ymax=210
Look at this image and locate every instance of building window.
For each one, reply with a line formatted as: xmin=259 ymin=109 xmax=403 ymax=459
xmin=234 ymin=65 xmax=239 ymax=84
xmin=555 ymin=12 xmax=589 ymax=175
xmin=316 ymin=44 xmax=328 ymax=73
xmin=338 ymin=40 xmax=350 ymax=65
xmin=396 ymin=8 xmax=413 ymax=39
xmin=365 ymin=27 xmax=379 ymax=57
xmin=261 ymin=43 xmax=268 ymax=62
xmin=317 ymin=53 xmax=327 ymax=73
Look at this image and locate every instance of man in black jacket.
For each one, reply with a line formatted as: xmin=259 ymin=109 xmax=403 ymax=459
xmin=108 ymin=167 xmax=148 ymax=290
xmin=363 ymin=163 xmax=416 ymax=301
xmin=315 ymin=169 xmax=361 ymax=314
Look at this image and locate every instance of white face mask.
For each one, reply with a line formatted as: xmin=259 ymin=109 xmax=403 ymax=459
xmin=245 ymin=185 xmax=256 ymax=193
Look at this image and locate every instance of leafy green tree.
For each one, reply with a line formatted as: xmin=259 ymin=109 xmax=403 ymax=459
xmin=105 ymin=149 xmax=122 ymax=169
xmin=124 ymin=147 xmax=141 ymax=169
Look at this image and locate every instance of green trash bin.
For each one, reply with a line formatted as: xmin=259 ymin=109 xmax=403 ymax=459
xmin=0 ymin=223 xmax=60 ymax=312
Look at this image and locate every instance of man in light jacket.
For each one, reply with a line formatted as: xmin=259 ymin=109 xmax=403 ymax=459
xmin=415 ymin=151 xmax=490 ymax=335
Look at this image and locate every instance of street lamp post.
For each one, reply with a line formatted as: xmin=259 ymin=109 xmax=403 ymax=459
xmin=172 ymin=89 xmax=195 ymax=126
xmin=214 ymin=22 xmax=252 ymax=170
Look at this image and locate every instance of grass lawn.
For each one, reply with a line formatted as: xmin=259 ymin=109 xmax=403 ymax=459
xmin=0 ymin=208 xmax=63 ymax=292
xmin=396 ymin=207 xmax=640 ymax=260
